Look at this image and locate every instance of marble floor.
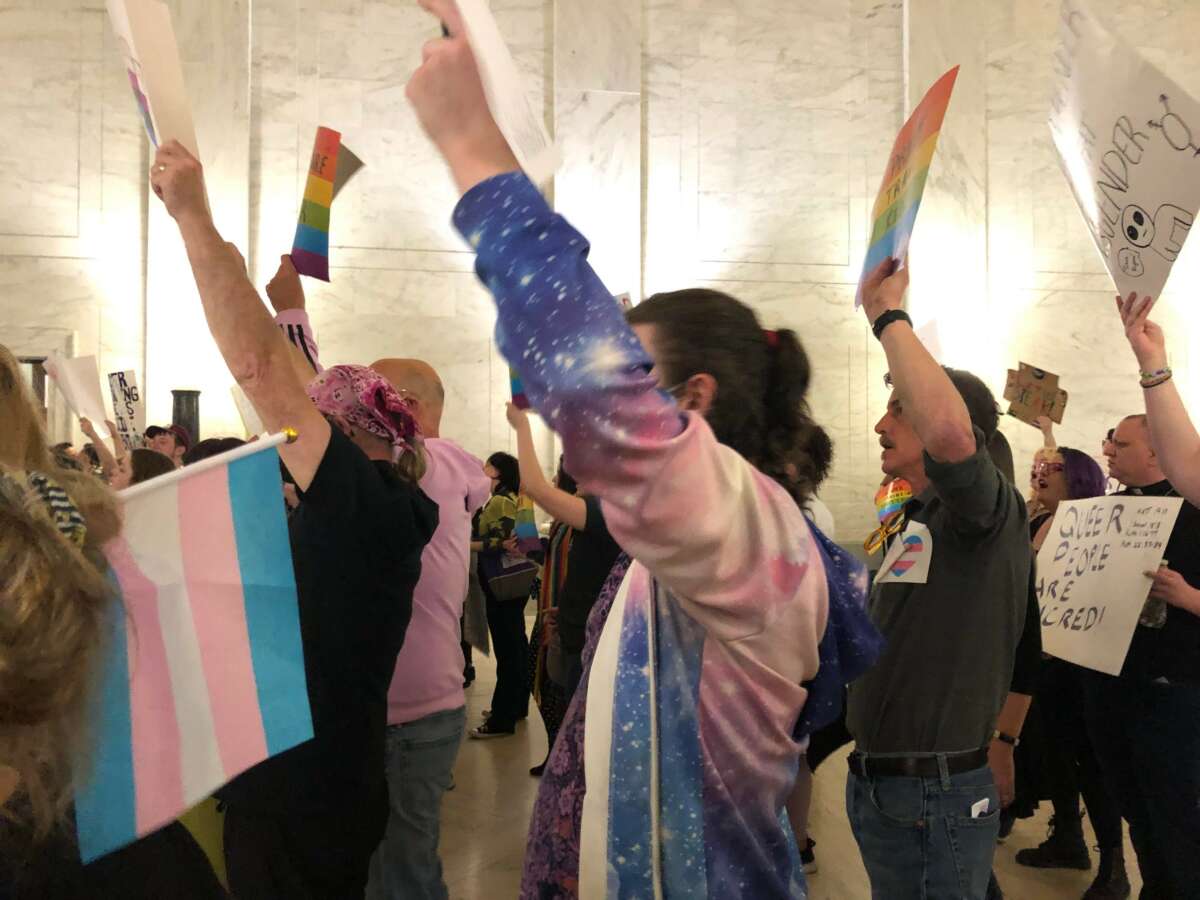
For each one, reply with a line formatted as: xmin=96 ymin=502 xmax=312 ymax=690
xmin=442 ymin=643 xmax=1142 ymax=899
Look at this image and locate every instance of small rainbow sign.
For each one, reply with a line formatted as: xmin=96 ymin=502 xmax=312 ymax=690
xmin=290 ymin=127 xmax=363 ymax=282
xmin=889 ymin=533 xmax=925 ymax=577
xmin=875 ymin=478 xmax=913 ymax=522
xmin=510 ymin=367 xmax=530 ymax=410
xmin=856 ymin=66 xmax=959 ymax=306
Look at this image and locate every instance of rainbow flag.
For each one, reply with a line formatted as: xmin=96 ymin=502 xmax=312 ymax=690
xmin=510 ymin=366 xmax=530 ymax=410
xmin=515 ymin=494 xmax=541 ymax=554
xmin=291 ymin=126 xmax=364 ymax=281
xmin=76 ymin=437 xmax=312 ymax=862
xmin=856 ymin=66 xmax=959 ymax=306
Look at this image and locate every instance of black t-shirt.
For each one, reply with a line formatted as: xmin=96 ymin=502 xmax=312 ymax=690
xmin=558 ymin=496 xmax=622 ymax=656
xmin=221 ymin=427 xmax=438 ymax=814
xmin=1119 ymin=480 xmax=1200 ymax=685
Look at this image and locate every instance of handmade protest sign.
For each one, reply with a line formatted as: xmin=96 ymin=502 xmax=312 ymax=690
xmin=105 ymin=0 xmax=199 ymax=158
xmin=856 ymin=66 xmax=959 ymax=306
xmin=290 ymin=127 xmax=365 ymax=281
xmin=45 ymin=353 xmax=111 ymax=440
xmin=456 ymin=0 xmax=560 ymax=185
xmin=1004 ymin=363 xmax=1069 ymax=426
xmin=108 ymin=371 xmax=146 ymax=453
xmin=1036 ymin=495 xmax=1182 ymax=675
xmin=1049 ymin=0 xmax=1200 ymax=300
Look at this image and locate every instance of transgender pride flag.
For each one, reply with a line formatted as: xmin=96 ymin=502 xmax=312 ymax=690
xmin=76 ymin=435 xmax=312 ymax=862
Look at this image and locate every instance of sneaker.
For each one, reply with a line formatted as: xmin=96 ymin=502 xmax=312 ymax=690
xmin=469 ymin=719 xmax=516 ymax=740
xmin=1014 ymin=816 xmax=1091 ymax=870
xmin=800 ymin=838 xmax=817 ymax=875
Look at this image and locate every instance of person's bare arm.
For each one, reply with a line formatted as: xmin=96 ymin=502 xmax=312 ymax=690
xmin=149 ymin=141 xmax=329 ymax=490
xmin=989 ymin=692 xmax=1032 ymax=809
xmin=1119 ymin=293 xmax=1200 ymax=505
xmin=506 ymin=402 xmax=586 ymax=529
xmin=860 ymin=259 xmax=976 ymax=464
xmin=80 ymin=418 xmax=122 ymax=480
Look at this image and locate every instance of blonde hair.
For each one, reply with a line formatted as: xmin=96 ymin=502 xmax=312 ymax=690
xmin=0 ymin=470 xmax=116 ymax=835
xmin=0 ymin=345 xmax=121 ymax=834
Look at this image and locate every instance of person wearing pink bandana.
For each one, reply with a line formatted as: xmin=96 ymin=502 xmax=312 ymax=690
xmin=149 ymin=142 xmax=439 ymax=899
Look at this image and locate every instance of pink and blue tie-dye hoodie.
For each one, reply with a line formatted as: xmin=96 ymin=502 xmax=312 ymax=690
xmin=453 ymin=172 xmax=879 ymax=899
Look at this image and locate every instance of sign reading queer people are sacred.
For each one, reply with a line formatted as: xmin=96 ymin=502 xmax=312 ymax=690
xmin=107 ymin=371 xmax=145 ymax=453
xmin=105 ymin=0 xmax=199 ymax=158
xmin=1049 ymin=0 xmax=1200 ymax=300
xmin=1035 ymin=495 xmax=1181 ymax=675
xmin=856 ymin=66 xmax=959 ymax=306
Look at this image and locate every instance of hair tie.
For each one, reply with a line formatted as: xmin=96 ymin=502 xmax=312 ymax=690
xmin=764 ymin=329 xmax=779 ymax=349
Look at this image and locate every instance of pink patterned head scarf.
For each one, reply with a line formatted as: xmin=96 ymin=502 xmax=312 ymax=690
xmin=306 ymin=365 xmax=422 ymax=463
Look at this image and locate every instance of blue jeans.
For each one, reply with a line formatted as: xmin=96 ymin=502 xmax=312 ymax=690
xmin=366 ymin=706 xmax=467 ymax=900
xmin=848 ymin=760 xmax=1000 ymax=900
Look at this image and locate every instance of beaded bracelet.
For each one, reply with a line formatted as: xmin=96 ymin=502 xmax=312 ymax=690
xmin=1140 ymin=366 xmax=1173 ymax=389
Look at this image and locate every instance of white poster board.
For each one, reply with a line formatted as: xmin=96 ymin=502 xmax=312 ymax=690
xmin=231 ymin=385 xmax=265 ymax=439
xmin=107 ymin=370 xmax=145 ymax=453
xmin=456 ymin=0 xmax=559 ymax=185
xmin=105 ymin=0 xmax=199 ymax=158
xmin=1049 ymin=0 xmax=1200 ymax=300
xmin=1036 ymin=495 xmax=1182 ymax=675
xmin=45 ymin=353 xmax=111 ymax=440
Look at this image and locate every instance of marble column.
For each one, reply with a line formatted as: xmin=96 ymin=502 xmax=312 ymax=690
xmin=144 ymin=0 xmax=251 ymax=436
xmin=903 ymin=0 xmax=990 ymax=375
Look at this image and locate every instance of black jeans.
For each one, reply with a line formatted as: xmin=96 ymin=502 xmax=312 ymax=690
xmin=1039 ymin=657 xmax=1123 ymax=847
xmin=484 ymin=581 xmax=529 ymax=728
xmin=1082 ymin=672 xmax=1200 ymax=899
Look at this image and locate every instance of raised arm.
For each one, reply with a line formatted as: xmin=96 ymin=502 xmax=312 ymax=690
xmin=506 ymin=402 xmax=586 ymax=529
xmin=149 ymin=142 xmax=329 ymax=490
xmin=267 ymin=253 xmax=324 ymax=375
xmin=1119 ymin=293 xmax=1200 ymax=506
xmin=80 ymin=418 xmax=123 ymax=481
xmin=860 ymin=258 xmax=976 ymax=464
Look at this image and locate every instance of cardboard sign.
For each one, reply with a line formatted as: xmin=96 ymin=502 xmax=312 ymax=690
xmin=1004 ymin=363 xmax=1069 ymax=426
xmin=45 ymin=353 xmax=111 ymax=440
xmin=107 ymin=371 xmax=145 ymax=453
xmin=291 ymin=127 xmax=365 ymax=281
xmin=457 ymin=0 xmax=560 ymax=185
xmin=1036 ymin=495 xmax=1182 ymax=675
xmin=1049 ymin=0 xmax=1200 ymax=299
xmin=105 ymin=0 xmax=199 ymax=158
xmin=857 ymin=66 xmax=959 ymax=306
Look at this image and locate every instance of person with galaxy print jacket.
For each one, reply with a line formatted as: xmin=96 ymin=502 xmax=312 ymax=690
xmin=406 ymin=3 xmax=881 ymax=897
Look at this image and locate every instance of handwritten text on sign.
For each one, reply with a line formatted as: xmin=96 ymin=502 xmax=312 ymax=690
xmin=108 ymin=370 xmax=145 ymax=453
xmin=1036 ymin=495 xmax=1181 ymax=675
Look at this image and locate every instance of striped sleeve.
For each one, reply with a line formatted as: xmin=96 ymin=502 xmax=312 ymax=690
xmin=275 ymin=310 xmax=323 ymax=374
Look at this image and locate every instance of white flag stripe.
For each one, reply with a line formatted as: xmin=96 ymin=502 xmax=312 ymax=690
xmin=122 ymin=482 xmax=226 ymax=807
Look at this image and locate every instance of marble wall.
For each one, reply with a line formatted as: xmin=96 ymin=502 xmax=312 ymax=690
xmin=3 ymin=0 xmax=1200 ymax=534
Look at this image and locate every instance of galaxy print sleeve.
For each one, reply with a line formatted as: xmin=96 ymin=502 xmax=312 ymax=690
xmin=454 ymin=173 xmax=809 ymax=638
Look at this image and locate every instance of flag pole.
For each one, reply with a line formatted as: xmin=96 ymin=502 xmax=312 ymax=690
xmin=115 ymin=429 xmax=296 ymax=503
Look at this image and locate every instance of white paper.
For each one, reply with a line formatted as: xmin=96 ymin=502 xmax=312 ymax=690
xmin=107 ymin=371 xmax=145 ymax=453
xmin=970 ymin=798 xmax=990 ymax=819
xmin=1036 ymin=495 xmax=1182 ymax=675
xmin=456 ymin=0 xmax=560 ymax=185
xmin=1049 ymin=0 xmax=1200 ymax=300
xmin=45 ymin=353 xmax=111 ymax=439
xmin=106 ymin=0 xmax=199 ymax=158
xmin=914 ymin=319 xmax=944 ymax=363
xmin=874 ymin=521 xmax=933 ymax=585
xmin=230 ymin=385 xmax=265 ymax=439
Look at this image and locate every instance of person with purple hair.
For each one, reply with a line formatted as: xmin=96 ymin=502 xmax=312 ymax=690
xmin=1017 ymin=446 xmax=1130 ymax=900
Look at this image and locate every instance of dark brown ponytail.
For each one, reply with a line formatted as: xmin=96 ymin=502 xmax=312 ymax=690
xmin=626 ymin=290 xmax=833 ymax=504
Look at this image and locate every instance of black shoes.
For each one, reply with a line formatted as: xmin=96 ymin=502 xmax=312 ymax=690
xmin=463 ymin=665 xmax=476 ymax=688
xmin=1083 ymin=848 xmax=1131 ymax=900
xmin=1015 ymin=816 xmax=1091 ymax=870
xmin=799 ymin=838 xmax=817 ymax=875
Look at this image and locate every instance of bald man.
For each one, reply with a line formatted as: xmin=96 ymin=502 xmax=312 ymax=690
xmin=366 ymin=358 xmax=490 ymax=900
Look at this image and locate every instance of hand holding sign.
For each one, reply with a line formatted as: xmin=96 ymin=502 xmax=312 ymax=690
xmin=1116 ymin=292 xmax=1168 ymax=373
xmin=407 ymin=0 xmax=522 ymax=194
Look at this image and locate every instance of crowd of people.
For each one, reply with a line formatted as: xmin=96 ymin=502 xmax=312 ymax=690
xmin=2 ymin=1 xmax=1199 ymax=898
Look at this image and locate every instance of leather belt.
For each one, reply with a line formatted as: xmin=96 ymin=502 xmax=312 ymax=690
xmin=847 ymin=747 xmax=990 ymax=779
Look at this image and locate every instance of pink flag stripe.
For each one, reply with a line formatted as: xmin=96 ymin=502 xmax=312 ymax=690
xmin=177 ymin=465 xmax=269 ymax=778
xmin=105 ymin=538 xmax=185 ymax=833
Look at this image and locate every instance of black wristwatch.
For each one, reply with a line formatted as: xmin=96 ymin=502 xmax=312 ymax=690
xmin=872 ymin=309 xmax=912 ymax=341
xmin=992 ymin=730 xmax=1020 ymax=747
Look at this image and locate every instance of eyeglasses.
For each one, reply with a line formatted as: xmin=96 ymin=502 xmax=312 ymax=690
xmin=1031 ymin=461 xmax=1065 ymax=478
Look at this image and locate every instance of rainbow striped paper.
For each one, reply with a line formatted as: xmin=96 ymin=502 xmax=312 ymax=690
xmin=291 ymin=127 xmax=343 ymax=281
xmin=510 ymin=366 xmax=530 ymax=410
xmin=76 ymin=438 xmax=312 ymax=862
xmin=856 ymin=66 xmax=959 ymax=306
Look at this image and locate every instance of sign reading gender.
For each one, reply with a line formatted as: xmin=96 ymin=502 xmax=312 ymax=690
xmin=1050 ymin=0 xmax=1200 ymax=300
